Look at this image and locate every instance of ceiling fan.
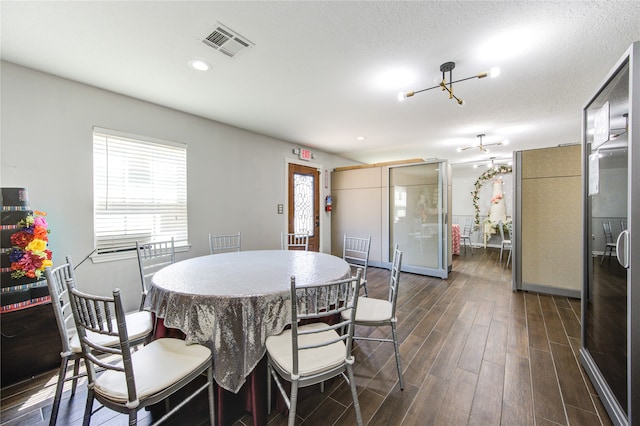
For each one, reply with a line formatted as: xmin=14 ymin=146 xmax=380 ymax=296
xmin=457 ymin=134 xmax=504 ymax=153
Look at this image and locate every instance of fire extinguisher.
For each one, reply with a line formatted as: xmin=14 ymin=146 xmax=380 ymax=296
xmin=325 ymin=195 xmax=332 ymax=212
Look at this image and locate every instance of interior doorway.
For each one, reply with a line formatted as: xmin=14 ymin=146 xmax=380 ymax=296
xmin=287 ymin=163 xmax=320 ymax=251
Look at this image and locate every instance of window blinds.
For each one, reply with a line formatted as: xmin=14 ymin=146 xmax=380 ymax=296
xmin=93 ymin=129 xmax=188 ymax=254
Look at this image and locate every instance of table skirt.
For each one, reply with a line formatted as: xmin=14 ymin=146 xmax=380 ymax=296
xmin=153 ymin=317 xmax=267 ymax=426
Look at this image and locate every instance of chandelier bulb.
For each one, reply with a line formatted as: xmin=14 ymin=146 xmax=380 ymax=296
xmin=490 ymin=67 xmax=501 ymax=78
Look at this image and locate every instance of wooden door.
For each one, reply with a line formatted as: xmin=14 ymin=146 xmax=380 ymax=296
xmin=288 ymin=163 xmax=320 ymax=251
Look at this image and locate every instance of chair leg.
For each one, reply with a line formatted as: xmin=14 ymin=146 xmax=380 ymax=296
xmin=288 ymin=380 xmax=299 ymax=426
xmin=49 ymin=356 xmax=70 ymax=426
xmin=506 ymin=248 xmax=512 ymax=268
xmin=345 ymin=364 xmax=363 ymax=426
xmin=391 ymin=323 xmax=404 ymax=390
xmin=207 ymin=365 xmax=215 ymax=426
xmin=82 ymin=388 xmax=95 ymax=426
xmin=128 ymin=409 xmax=137 ymax=426
xmin=71 ymin=358 xmax=81 ymax=396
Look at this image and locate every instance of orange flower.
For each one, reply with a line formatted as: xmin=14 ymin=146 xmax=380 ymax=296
xmin=32 ymin=225 xmax=48 ymax=240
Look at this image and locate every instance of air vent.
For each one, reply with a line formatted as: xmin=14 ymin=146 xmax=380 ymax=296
xmin=202 ymin=23 xmax=254 ymax=58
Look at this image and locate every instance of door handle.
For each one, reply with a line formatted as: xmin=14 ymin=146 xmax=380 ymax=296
xmin=615 ymin=229 xmax=630 ymax=269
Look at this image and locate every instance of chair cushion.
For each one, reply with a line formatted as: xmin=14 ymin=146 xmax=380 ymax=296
xmin=265 ymin=322 xmax=346 ymax=377
xmin=69 ymin=310 xmax=153 ymax=353
xmin=342 ymin=297 xmax=392 ymax=322
xmin=94 ymin=338 xmax=211 ymax=402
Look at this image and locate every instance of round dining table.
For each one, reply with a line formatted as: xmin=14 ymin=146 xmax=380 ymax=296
xmin=144 ymin=249 xmax=351 ymax=394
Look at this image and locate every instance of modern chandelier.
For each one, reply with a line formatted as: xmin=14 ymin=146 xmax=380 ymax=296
xmin=398 ymin=61 xmax=499 ymax=106
xmin=457 ymin=134 xmax=506 ymax=153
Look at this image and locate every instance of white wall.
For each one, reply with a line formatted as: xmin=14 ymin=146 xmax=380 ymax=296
xmin=0 ymin=61 xmax=358 ymax=311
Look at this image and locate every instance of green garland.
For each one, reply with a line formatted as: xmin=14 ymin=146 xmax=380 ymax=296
xmin=471 ymin=165 xmax=512 ymax=229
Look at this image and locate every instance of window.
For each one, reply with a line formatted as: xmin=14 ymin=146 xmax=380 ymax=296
xmin=93 ymin=128 xmax=188 ymax=256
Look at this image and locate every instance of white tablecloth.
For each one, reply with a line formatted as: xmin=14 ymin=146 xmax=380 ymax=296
xmin=144 ymin=250 xmax=350 ymax=392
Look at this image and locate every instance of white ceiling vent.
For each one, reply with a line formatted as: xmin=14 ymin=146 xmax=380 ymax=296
xmin=202 ymin=23 xmax=254 ymax=58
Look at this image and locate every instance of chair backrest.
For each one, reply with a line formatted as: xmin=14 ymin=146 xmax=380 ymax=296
xmin=44 ymin=256 xmax=77 ymax=356
xmin=289 ymin=270 xmax=362 ymax=376
xmin=66 ymin=281 xmax=136 ymax=403
xmin=603 ymin=221 xmax=614 ymax=243
xmin=209 ymin=232 xmax=241 ymax=255
xmin=388 ymin=245 xmax=403 ymax=318
xmin=462 ymin=219 xmax=473 ymax=236
xmin=621 ymin=220 xmax=627 ymax=232
xmin=281 ymin=232 xmax=309 ymax=251
xmin=343 ymin=234 xmax=371 ymax=281
xmin=136 ymin=238 xmax=175 ymax=309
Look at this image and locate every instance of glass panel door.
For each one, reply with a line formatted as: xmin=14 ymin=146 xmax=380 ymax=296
xmin=389 ymin=161 xmax=448 ymax=278
xmin=288 ymin=163 xmax=320 ymax=251
xmin=583 ymin=60 xmax=629 ymax=417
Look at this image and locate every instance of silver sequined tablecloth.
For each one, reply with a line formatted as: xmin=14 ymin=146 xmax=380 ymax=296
xmin=144 ymin=250 xmax=350 ymax=393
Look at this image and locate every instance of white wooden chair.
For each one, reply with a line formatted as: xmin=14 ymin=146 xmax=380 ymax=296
xmin=344 ymin=246 xmax=405 ymax=389
xmin=343 ymin=234 xmax=371 ymax=296
xmin=498 ymin=221 xmax=512 ymax=267
xmin=601 ymin=221 xmax=617 ymax=265
xmin=281 ymin=232 xmax=309 ymax=251
xmin=266 ymin=271 xmax=363 ymax=426
xmin=44 ymin=257 xmax=153 ymax=426
xmin=66 ymin=280 xmax=214 ymax=426
xmin=209 ymin=232 xmax=241 ymax=254
xmin=461 ymin=219 xmax=474 ymax=254
xmin=136 ymin=238 xmax=175 ymax=310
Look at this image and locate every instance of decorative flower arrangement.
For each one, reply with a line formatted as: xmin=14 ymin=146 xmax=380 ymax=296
xmin=490 ymin=193 xmax=503 ymax=204
xmin=470 ymin=165 xmax=512 ymax=229
xmin=9 ymin=211 xmax=52 ymax=279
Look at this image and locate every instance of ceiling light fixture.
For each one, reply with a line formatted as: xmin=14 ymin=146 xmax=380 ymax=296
xmin=457 ymin=134 xmax=504 ymax=153
xmin=398 ymin=62 xmax=499 ymax=105
xmin=188 ymin=59 xmax=211 ymax=71
xmin=472 ymin=157 xmax=511 ymax=169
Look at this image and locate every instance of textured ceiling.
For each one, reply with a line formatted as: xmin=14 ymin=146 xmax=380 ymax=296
xmin=2 ymin=1 xmax=639 ymax=168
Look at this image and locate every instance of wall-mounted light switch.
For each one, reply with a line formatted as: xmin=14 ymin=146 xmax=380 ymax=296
xmin=277 ymin=204 xmax=284 ymax=214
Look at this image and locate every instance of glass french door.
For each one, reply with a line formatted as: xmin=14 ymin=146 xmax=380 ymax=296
xmin=389 ymin=161 xmax=449 ymax=278
xmin=581 ymin=45 xmax=636 ymax=426
xmin=288 ymin=163 xmax=320 ymax=251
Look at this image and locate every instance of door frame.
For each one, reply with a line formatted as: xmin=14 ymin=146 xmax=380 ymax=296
xmin=284 ymin=158 xmax=324 ymax=252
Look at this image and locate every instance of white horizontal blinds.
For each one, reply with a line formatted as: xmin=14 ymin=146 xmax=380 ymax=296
xmin=93 ymin=130 xmax=188 ymax=254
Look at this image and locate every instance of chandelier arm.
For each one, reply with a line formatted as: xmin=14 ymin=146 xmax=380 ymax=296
xmin=439 ymin=82 xmax=464 ymax=104
xmin=409 ymin=74 xmax=481 ymax=96
xmin=412 ymin=83 xmax=444 ymax=95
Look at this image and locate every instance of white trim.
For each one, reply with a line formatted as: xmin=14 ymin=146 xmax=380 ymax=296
xmin=93 ymin=126 xmax=187 ymax=149
xmin=90 ymin=244 xmax=191 ymax=264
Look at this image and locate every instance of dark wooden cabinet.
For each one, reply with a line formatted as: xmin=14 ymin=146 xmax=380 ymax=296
xmin=1 ymin=303 xmax=61 ymax=386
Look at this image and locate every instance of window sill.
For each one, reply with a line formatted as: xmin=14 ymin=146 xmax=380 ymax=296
xmin=90 ymin=244 xmax=191 ymax=264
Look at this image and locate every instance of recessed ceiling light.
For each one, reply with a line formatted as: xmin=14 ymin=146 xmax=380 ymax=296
xmin=188 ymin=59 xmax=211 ymax=71
xmin=356 ymin=136 xmax=366 ymax=141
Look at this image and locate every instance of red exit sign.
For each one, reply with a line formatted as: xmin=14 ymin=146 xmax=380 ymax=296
xmin=299 ymin=148 xmax=312 ymax=160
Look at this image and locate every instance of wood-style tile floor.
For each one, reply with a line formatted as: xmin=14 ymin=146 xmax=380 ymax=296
xmin=1 ymin=248 xmax=614 ymax=425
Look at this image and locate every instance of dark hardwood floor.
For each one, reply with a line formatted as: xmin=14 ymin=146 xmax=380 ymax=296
xmin=1 ymin=248 xmax=613 ymax=425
